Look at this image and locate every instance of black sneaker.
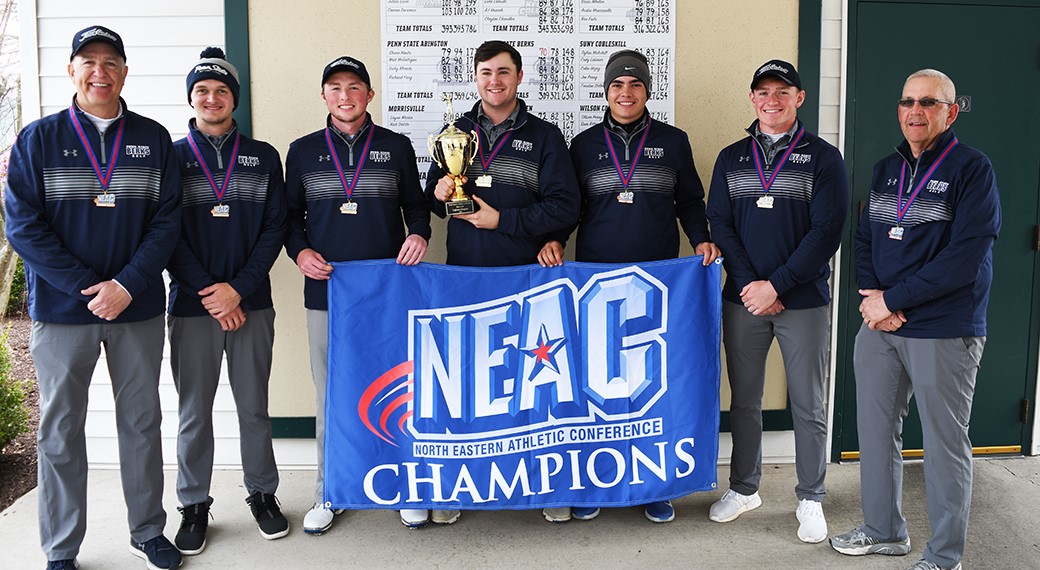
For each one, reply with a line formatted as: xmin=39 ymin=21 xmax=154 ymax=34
xmin=246 ymin=491 xmax=290 ymax=540
xmin=129 ymin=535 xmax=183 ymax=570
xmin=46 ymin=560 xmax=78 ymax=570
xmin=175 ymin=501 xmax=211 ymax=555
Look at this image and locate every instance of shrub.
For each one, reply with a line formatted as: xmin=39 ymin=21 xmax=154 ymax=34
xmin=5 ymin=256 xmax=24 ymax=316
xmin=0 ymin=326 xmax=29 ymax=452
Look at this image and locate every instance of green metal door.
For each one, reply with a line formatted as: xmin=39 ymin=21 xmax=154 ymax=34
xmin=834 ymin=0 xmax=1040 ymax=459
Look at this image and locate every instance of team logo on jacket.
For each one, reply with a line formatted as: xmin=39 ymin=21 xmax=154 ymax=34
xmin=369 ymin=150 xmax=392 ymax=163
xmin=926 ymin=180 xmax=950 ymax=194
xmin=644 ymin=147 xmax=664 ymax=159
xmin=511 ymin=139 xmax=534 ymax=153
xmin=598 ymin=152 xmax=610 ymax=160
xmin=238 ymin=155 xmax=260 ymax=167
xmin=186 ymin=160 xmax=199 ymax=169
xmin=360 ymin=267 xmax=669 ymax=445
xmin=318 ymin=154 xmax=331 ymax=162
xmin=788 ymin=153 xmax=811 ymax=164
xmin=125 ymin=145 xmax=150 ymax=158
xmin=63 ymin=149 xmax=78 ymax=157
xmin=887 ymin=178 xmax=898 ymax=186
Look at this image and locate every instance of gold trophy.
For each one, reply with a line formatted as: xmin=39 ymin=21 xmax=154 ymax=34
xmin=428 ymin=93 xmax=478 ymax=215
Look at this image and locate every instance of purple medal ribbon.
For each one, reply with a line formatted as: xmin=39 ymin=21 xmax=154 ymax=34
xmin=751 ymin=127 xmax=805 ymax=193
xmin=476 ymin=129 xmax=513 ymax=174
xmin=186 ymin=131 xmax=241 ymax=203
xmin=603 ymin=117 xmax=652 ymax=189
xmin=325 ymin=125 xmax=375 ymax=202
xmin=68 ymin=105 xmax=125 ymax=190
xmin=895 ymin=137 xmax=959 ymax=224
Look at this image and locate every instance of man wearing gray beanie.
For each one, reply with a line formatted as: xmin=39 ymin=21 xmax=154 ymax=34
xmin=168 ymin=46 xmax=290 ymax=554
xmin=538 ymin=49 xmax=720 ymax=524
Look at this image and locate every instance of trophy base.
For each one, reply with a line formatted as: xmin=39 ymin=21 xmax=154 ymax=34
xmin=446 ymin=199 xmax=476 ymax=216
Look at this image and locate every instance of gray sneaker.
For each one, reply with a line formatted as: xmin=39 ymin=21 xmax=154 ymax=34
xmin=830 ymin=526 xmax=911 ymax=556
xmin=907 ymin=560 xmax=961 ymax=570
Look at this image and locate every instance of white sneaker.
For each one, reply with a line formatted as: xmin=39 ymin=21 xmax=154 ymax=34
xmin=796 ymin=499 xmax=827 ymax=543
xmin=709 ymin=489 xmax=762 ymax=523
xmin=431 ymin=509 xmax=460 ymax=525
xmin=400 ymin=509 xmax=429 ymax=528
xmin=303 ymin=503 xmax=342 ymax=535
xmin=542 ymin=507 xmax=571 ymax=522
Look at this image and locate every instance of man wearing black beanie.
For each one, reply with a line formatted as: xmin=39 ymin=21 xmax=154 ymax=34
xmin=167 ymin=46 xmax=290 ymax=554
xmin=538 ymin=49 xmax=720 ymax=524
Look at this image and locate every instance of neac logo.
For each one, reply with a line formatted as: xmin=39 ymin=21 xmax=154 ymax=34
xmin=359 ymin=267 xmax=669 ymax=443
xmin=238 ymin=155 xmax=260 ymax=167
xmin=511 ymin=139 xmax=534 ymax=153
xmin=369 ymin=150 xmax=392 ymax=163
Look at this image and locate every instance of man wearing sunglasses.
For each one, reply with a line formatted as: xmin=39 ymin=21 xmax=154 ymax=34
xmin=831 ymin=69 xmax=1001 ymax=570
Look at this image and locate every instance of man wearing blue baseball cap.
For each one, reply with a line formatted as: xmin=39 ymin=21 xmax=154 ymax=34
xmin=4 ymin=25 xmax=182 ymax=569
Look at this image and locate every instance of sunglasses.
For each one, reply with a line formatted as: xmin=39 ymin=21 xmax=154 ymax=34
xmin=897 ymin=97 xmax=954 ymax=108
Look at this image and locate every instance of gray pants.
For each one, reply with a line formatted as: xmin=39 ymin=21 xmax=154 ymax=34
xmin=307 ymin=309 xmax=328 ymax=504
xmin=31 ymin=316 xmax=167 ymax=561
xmin=722 ymin=300 xmax=829 ymax=501
xmin=169 ymin=308 xmax=279 ymax=507
xmin=854 ymin=325 xmax=983 ymax=568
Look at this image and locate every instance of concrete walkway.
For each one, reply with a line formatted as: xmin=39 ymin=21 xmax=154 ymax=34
xmin=1 ymin=458 xmax=1038 ymax=569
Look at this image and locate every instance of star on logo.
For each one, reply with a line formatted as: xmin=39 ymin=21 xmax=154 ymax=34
xmin=63 ymin=149 xmax=78 ymax=157
xmin=523 ymin=325 xmax=567 ymax=377
xmin=319 ymin=154 xmax=332 ymax=162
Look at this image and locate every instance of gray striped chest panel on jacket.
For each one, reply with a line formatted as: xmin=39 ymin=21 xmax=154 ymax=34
xmin=42 ymin=166 xmax=162 ymax=201
xmin=580 ymin=164 xmax=678 ymax=196
xmin=724 ymin=168 xmax=814 ymax=203
xmin=462 ymin=155 xmax=540 ymax=191
xmin=868 ymin=189 xmax=954 ymax=227
xmin=181 ymin=172 xmax=271 ymax=207
xmin=300 ymin=169 xmax=402 ymax=201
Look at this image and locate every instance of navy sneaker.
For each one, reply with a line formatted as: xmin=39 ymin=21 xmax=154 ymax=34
xmin=130 ymin=535 xmax=183 ymax=569
xmin=246 ymin=491 xmax=290 ymax=540
xmin=46 ymin=560 xmax=78 ymax=570
xmin=572 ymin=507 xmax=601 ymax=520
xmin=644 ymin=500 xmax=675 ymax=523
xmin=174 ymin=500 xmax=211 ymax=555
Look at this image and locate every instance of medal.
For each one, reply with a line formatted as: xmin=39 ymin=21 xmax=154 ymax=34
xmin=187 ymin=130 xmax=241 ymax=218
xmin=69 ymin=105 xmax=125 ymax=207
xmin=751 ymin=126 xmax=805 ymax=212
xmin=474 ymin=127 xmax=512 ymax=188
xmin=604 ymin=119 xmax=652 ymax=205
xmin=325 ymin=125 xmax=375 ymax=215
xmin=892 ymin=137 xmax=959 ymax=240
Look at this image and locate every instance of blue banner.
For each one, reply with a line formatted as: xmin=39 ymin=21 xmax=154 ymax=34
xmin=324 ymin=257 xmax=722 ymax=510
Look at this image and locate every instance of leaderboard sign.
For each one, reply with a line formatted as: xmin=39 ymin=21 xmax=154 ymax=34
xmin=381 ymin=0 xmax=675 ymax=183
xmin=322 ymin=258 xmax=720 ymax=510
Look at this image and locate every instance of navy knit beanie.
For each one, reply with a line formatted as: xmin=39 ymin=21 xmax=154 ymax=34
xmin=186 ymin=47 xmax=241 ymax=109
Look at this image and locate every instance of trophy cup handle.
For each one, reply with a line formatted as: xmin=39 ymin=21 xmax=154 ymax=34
xmin=427 ymin=134 xmax=437 ymax=161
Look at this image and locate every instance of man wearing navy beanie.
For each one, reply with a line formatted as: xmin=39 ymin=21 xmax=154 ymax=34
xmin=167 ymin=47 xmax=289 ymax=555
